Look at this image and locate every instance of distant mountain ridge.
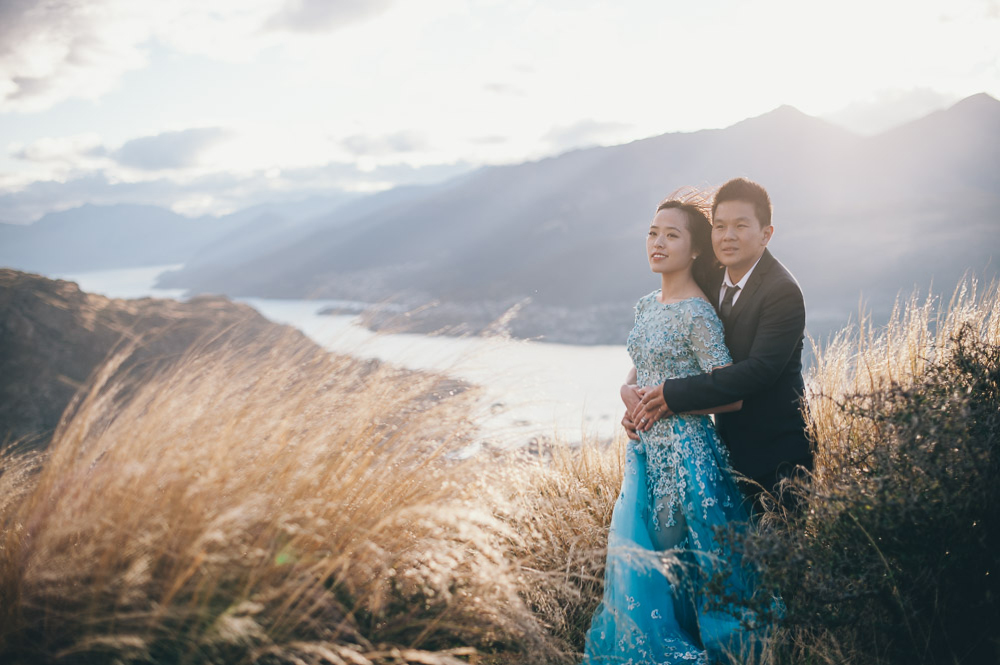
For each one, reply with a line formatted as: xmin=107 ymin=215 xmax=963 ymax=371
xmin=0 ymin=204 xmax=214 ymax=273
xmin=160 ymin=94 xmax=1000 ymax=343
xmin=0 ymin=193 xmax=360 ymax=274
xmin=2 ymin=95 xmax=998 ymax=344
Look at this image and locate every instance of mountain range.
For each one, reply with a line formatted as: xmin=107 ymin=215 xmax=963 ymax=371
xmin=3 ymin=94 xmax=999 ymax=344
xmin=0 ymin=193 xmax=359 ymax=274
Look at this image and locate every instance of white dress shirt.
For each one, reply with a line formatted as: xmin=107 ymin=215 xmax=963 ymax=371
xmin=719 ymin=254 xmax=764 ymax=308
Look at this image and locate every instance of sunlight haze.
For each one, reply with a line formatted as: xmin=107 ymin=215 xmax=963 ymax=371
xmin=1 ymin=0 xmax=998 ymax=222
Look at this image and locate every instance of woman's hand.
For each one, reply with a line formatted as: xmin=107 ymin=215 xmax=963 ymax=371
xmin=621 ymin=383 xmax=641 ymax=412
xmin=621 ymin=410 xmax=640 ymax=440
xmin=620 ymin=384 xmax=641 ymax=440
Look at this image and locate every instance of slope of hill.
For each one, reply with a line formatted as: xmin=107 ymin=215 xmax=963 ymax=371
xmin=0 ymin=269 xmax=317 ymax=447
xmin=155 ymin=183 xmax=456 ymax=296
xmin=163 ymin=94 xmax=1000 ymax=343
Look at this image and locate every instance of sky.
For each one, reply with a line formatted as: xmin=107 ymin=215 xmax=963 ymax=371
xmin=1 ymin=0 xmax=998 ymax=224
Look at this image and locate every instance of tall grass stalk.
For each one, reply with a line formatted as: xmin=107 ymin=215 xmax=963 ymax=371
xmin=0 ymin=333 xmax=570 ymax=663
xmin=806 ymin=279 xmax=1000 ymax=479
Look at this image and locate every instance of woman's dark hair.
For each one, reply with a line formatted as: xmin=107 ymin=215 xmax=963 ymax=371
xmin=711 ymin=177 xmax=772 ymax=227
xmin=656 ymin=189 xmax=719 ymax=294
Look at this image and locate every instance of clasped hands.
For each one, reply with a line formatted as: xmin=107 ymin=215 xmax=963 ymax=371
xmin=620 ymin=383 xmax=672 ymax=440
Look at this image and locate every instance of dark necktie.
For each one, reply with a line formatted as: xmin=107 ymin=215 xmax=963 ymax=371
xmin=720 ymin=284 xmax=740 ymax=320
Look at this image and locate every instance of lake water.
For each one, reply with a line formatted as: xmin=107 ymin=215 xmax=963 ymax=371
xmin=53 ymin=265 xmax=632 ymax=451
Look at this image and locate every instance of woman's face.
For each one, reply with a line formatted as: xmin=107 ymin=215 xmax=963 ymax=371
xmin=647 ymin=207 xmax=695 ymax=275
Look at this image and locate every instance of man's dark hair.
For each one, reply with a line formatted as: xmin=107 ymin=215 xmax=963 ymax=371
xmin=712 ymin=177 xmax=772 ymax=228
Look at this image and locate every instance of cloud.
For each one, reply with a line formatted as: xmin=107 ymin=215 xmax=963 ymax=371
xmin=0 ymin=158 xmax=472 ymax=224
xmin=0 ymin=0 xmax=149 ymax=112
xmin=5 ymin=133 xmax=113 ymax=188
xmin=8 ymin=128 xmax=228 ymax=179
xmin=5 ymin=75 xmax=51 ymax=102
xmin=0 ymin=172 xmax=180 ymax=224
xmin=11 ymin=133 xmax=106 ymax=164
xmin=114 ymin=128 xmax=229 ymax=170
xmin=471 ymin=135 xmax=508 ymax=145
xmin=0 ymin=0 xmax=399 ymax=112
xmin=543 ymin=119 xmax=633 ymax=152
xmin=4 ymin=125 xmax=464 ymax=209
xmin=484 ymin=82 xmax=525 ymax=96
xmin=341 ymin=130 xmax=428 ymax=157
xmin=278 ymin=159 xmax=471 ymax=192
xmin=266 ymin=0 xmax=395 ymax=33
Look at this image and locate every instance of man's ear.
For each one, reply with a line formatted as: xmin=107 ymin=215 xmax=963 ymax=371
xmin=761 ymin=224 xmax=774 ymax=246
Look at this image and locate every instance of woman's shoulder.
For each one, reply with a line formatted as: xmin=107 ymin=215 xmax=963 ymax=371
xmin=634 ymin=290 xmax=661 ymax=309
xmin=677 ymin=295 xmax=717 ymax=316
xmin=636 ymin=292 xmax=718 ymax=314
xmin=680 ymin=296 xmax=723 ymax=328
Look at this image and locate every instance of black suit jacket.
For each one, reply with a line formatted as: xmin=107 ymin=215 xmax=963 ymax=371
xmin=662 ymin=249 xmax=811 ymax=481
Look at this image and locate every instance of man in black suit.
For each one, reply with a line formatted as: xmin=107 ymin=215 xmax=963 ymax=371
xmin=631 ymin=178 xmax=812 ymax=508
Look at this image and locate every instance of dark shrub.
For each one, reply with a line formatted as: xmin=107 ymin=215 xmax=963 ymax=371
xmin=743 ymin=325 xmax=1000 ymax=664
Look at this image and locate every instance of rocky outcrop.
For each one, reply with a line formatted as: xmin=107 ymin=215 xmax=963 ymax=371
xmin=0 ymin=269 xmax=321 ymax=448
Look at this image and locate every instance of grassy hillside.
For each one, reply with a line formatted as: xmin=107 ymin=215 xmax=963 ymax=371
xmin=1 ymin=281 xmax=998 ymax=664
xmin=0 ymin=268 xmax=324 ymax=449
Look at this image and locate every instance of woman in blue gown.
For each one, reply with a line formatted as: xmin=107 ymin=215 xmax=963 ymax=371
xmin=583 ymin=196 xmax=756 ymax=664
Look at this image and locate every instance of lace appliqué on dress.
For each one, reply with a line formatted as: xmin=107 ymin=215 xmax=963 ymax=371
xmin=626 ymin=294 xmax=734 ymax=533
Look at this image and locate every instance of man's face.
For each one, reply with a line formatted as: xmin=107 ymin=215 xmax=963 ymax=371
xmin=711 ymin=200 xmax=773 ymax=279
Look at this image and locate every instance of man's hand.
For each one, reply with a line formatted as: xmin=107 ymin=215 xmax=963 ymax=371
xmin=631 ymin=385 xmax=671 ymax=432
xmin=621 ymin=410 xmax=640 ymax=440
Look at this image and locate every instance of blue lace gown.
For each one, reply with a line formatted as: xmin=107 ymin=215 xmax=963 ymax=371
xmin=583 ymin=293 xmax=755 ymax=665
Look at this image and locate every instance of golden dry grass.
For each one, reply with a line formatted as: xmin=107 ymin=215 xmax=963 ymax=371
xmin=0 ymin=332 xmax=589 ymax=663
xmin=805 ymin=279 xmax=1000 ymax=481
xmin=2 ymin=278 xmax=997 ymax=665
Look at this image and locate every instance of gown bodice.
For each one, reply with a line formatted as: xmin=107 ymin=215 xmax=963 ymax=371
xmin=627 ymin=293 xmax=735 ymax=534
xmin=627 ymin=293 xmax=731 ymax=388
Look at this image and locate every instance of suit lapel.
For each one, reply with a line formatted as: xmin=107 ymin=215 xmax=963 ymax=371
xmin=707 ymin=267 xmax=725 ymax=309
xmin=726 ymin=249 xmax=773 ymax=325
